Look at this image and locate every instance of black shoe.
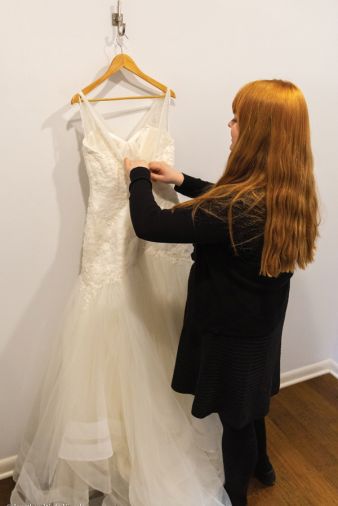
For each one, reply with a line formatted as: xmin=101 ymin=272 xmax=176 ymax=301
xmin=253 ymin=458 xmax=276 ymax=486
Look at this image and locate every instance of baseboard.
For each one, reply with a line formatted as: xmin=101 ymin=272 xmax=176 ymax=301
xmin=280 ymin=358 xmax=338 ymax=387
xmin=0 ymin=455 xmax=16 ymax=480
xmin=1 ymin=360 xmax=337 ymax=481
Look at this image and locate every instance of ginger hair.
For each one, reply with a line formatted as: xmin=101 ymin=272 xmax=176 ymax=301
xmin=171 ymin=79 xmax=321 ymax=277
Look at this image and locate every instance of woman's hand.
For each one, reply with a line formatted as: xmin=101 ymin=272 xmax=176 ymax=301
xmin=148 ymin=161 xmax=184 ymax=186
xmin=124 ymin=158 xmax=149 ymax=176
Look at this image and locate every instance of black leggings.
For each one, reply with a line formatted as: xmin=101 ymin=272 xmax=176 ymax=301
xmin=218 ymin=413 xmax=268 ymax=506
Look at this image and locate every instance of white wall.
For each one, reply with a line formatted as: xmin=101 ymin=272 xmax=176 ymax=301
xmin=1 ymin=0 xmax=337 ymax=459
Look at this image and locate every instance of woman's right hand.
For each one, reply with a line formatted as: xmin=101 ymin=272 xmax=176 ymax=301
xmin=148 ymin=161 xmax=184 ymax=186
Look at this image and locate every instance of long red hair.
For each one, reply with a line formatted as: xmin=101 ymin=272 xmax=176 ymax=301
xmin=171 ymin=79 xmax=321 ymax=277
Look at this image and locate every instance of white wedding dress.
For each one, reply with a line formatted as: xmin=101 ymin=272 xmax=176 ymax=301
xmin=10 ymin=88 xmax=231 ymax=506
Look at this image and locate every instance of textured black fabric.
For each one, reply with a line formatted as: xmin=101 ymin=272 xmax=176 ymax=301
xmin=129 ymin=167 xmax=293 ymax=428
xmin=253 ymin=416 xmax=269 ymax=467
xmin=173 ymin=172 xmax=214 ymax=197
xmin=129 ymin=168 xmax=242 ymax=244
xmin=219 ymin=413 xmax=258 ymax=506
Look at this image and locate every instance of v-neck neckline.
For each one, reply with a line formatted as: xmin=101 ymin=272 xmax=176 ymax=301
xmin=78 ymin=88 xmax=170 ymax=144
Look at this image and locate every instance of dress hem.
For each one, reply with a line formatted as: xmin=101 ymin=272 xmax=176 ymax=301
xmin=171 ymin=384 xmax=281 ymax=427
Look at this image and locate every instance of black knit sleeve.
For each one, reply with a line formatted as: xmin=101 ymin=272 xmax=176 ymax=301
xmin=174 ymin=172 xmax=214 ymax=198
xmin=128 ymin=167 xmax=231 ymax=244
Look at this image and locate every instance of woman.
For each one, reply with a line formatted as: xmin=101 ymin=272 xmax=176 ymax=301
xmin=124 ymin=79 xmax=320 ymax=506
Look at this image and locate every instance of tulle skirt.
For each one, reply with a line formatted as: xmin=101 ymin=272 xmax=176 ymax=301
xmin=10 ymin=248 xmax=231 ymax=506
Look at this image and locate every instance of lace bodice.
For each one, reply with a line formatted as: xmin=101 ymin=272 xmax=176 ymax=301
xmin=78 ymin=89 xmax=193 ymax=301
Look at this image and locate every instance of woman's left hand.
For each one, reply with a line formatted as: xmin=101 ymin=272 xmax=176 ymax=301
xmin=124 ymin=157 xmax=149 ymax=176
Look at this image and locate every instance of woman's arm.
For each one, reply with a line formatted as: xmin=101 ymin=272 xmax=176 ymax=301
xmin=129 ymin=167 xmax=230 ymax=244
xmin=174 ymin=172 xmax=214 ymax=198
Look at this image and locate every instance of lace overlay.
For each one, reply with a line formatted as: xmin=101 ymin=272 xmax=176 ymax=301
xmin=78 ymin=90 xmax=193 ymax=303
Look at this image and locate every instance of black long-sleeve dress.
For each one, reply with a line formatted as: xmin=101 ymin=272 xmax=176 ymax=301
xmin=129 ymin=167 xmax=293 ymax=429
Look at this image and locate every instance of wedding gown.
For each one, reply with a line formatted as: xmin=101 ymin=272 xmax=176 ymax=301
xmin=10 ymin=88 xmax=231 ymax=506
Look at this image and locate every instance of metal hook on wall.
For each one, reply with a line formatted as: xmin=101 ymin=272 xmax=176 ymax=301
xmin=112 ymin=0 xmax=126 ymax=38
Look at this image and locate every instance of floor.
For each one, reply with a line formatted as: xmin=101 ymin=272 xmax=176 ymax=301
xmin=1 ymin=373 xmax=337 ymax=506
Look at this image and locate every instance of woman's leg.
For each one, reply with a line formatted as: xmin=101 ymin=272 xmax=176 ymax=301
xmin=218 ymin=411 xmax=258 ymax=506
xmin=253 ymin=416 xmax=276 ymax=487
xmin=254 ymin=417 xmax=271 ymax=469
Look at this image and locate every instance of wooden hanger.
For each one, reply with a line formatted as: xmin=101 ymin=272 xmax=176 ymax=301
xmin=71 ymin=53 xmax=176 ymax=104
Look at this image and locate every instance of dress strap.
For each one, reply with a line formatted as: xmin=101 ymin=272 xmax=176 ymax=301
xmin=125 ymin=86 xmax=170 ymax=141
xmin=77 ymin=91 xmax=111 ymax=140
xmin=77 ymin=87 xmax=171 ymax=146
xmin=159 ymin=87 xmax=170 ymax=132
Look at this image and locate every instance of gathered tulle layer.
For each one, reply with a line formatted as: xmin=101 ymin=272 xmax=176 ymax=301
xmin=10 ymin=250 xmax=231 ymax=506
